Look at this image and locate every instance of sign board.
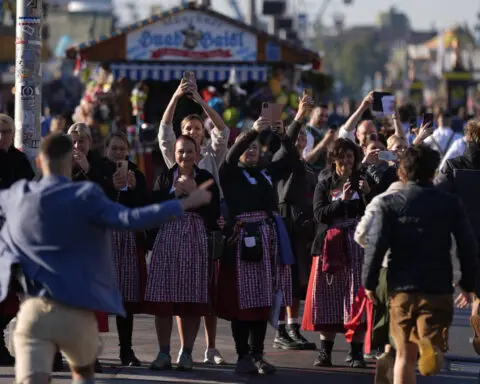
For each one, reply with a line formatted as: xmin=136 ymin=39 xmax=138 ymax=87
xmin=127 ymin=10 xmax=257 ymax=62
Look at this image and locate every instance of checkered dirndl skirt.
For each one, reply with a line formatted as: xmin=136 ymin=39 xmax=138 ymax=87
xmin=111 ymin=230 xmax=142 ymax=303
xmin=217 ymin=211 xmax=292 ymax=321
xmin=302 ymin=218 xmax=365 ymax=333
xmin=145 ymin=212 xmax=209 ymax=305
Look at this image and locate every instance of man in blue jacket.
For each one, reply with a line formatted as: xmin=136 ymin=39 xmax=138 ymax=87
xmin=0 ymin=133 xmax=213 ymax=384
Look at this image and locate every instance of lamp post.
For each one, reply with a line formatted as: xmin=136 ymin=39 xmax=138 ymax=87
xmin=14 ymin=0 xmax=42 ymax=161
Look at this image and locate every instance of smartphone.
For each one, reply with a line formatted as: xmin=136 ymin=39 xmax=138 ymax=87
xmin=269 ymin=103 xmax=283 ymax=122
xmin=260 ymin=102 xmax=271 ymax=121
xmin=378 ymin=150 xmax=398 ymax=162
xmin=116 ymin=160 xmax=128 ymax=179
xmin=303 ymin=88 xmax=313 ymax=97
xmin=422 ymin=113 xmax=434 ymax=126
xmin=183 ymin=71 xmax=191 ymax=81
xmin=348 ymin=173 xmax=360 ymax=191
xmin=372 ymin=91 xmax=393 ymax=113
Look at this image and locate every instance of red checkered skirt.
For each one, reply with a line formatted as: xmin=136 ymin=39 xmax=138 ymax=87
xmin=217 ymin=211 xmax=292 ymax=321
xmin=302 ymin=219 xmax=365 ymax=333
xmin=111 ymin=230 xmax=145 ymax=306
xmin=145 ymin=212 xmax=209 ymax=307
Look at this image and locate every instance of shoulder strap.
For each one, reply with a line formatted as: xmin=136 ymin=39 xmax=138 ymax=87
xmin=444 ymin=131 xmax=457 ymax=155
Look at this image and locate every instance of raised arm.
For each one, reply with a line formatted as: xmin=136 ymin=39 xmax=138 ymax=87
xmin=158 ymin=81 xmax=190 ymax=169
xmin=338 ymin=91 xmax=373 ymax=139
xmin=392 ymin=103 xmax=405 ymax=139
xmin=225 ymin=128 xmax=259 ymax=165
xmin=286 ymin=94 xmax=313 ymax=141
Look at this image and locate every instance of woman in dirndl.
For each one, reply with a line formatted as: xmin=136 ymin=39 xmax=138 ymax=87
xmin=145 ymin=135 xmax=220 ymax=371
xmin=302 ymin=138 xmax=371 ymax=368
xmin=217 ymin=118 xmax=295 ymax=375
xmin=97 ymin=131 xmax=149 ymax=366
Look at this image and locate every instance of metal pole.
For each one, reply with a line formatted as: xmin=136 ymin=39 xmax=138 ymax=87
xmin=14 ymin=0 xmax=42 ymax=161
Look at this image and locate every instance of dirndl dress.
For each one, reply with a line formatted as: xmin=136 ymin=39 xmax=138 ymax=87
xmin=144 ymin=212 xmax=210 ymax=316
xmin=111 ymin=230 xmax=147 ymax=314
xmin=217 ymin=211 xmax=292 ymax=322
xmin=302 ymin=218 xmax=366 ymax=333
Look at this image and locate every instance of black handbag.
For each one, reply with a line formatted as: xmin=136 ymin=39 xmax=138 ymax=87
xmin=240 ymin=222 xmax=264 ymax=262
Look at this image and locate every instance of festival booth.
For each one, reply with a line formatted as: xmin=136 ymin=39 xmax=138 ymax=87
xmin=65 ymin=2 xmax=320 ymax=123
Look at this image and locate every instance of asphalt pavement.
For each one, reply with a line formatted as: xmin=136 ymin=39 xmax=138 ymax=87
xmin=0 ymin=306 xmax=479 ymax=383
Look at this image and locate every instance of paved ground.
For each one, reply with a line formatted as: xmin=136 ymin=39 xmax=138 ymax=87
xmin=1 ymin=306 xmax=480 ymax=383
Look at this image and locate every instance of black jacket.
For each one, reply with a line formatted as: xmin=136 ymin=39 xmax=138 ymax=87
xmin=362 ymin=182 xmax=479 ymax=296
xmin=310 ymin=170 xmax=368 ymax=256
xmin=0 ymin=146 xmax=35 ymax=189
xmin=435 ymin=142 xmax=480 ymax=193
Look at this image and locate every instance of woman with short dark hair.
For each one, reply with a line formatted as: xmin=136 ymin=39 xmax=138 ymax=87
xmin=303 ymin=138 xmax=371 ymax=368
xmin=145 ymin=135 xmax=220 ymax=371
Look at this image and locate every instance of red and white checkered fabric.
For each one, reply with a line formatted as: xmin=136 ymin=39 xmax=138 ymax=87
xmin=311 ymin=218 xmax=364 ymax=325
xmin=111 ymin=230 xmax=140 ymax=303
xmin=145 ymin=212 xmax=209 ymax=304
xmin=236 ymin=211 xmax=292 ymax=310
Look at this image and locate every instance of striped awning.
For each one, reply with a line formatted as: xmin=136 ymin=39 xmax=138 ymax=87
xmin=111 ymin=63 xmax=268 ymax=83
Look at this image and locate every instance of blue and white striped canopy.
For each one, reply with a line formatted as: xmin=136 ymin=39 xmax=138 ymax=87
xmin=111 ymin=63 xmax=268 ymax=83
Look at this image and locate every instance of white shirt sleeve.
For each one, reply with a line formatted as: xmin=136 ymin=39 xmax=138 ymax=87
xmin=438 ymin=138 xmax=466 ymax=170
xmin=338 ymin=125 xmax=356 ymax=143
xmin=157 ymin=122 xmax=176 ymax=169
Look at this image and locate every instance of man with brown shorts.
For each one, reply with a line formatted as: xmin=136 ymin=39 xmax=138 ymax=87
xmin=362 ymin=145 xmax=479 ymax=384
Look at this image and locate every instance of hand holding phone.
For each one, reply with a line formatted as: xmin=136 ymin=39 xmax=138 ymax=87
xmin=422 ymin=113 xmax=434 ymax=126
xmin=378 ymin=150 xmax=398 ymax=162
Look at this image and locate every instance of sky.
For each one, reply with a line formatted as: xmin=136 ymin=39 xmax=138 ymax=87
xmin=114 ymin=0 xmax=480 ymax=31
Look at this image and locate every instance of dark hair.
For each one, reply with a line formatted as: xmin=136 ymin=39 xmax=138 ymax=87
xmin=328 ymin=138 xmax=361 ymax=167
xmin=399 ymin=145 xmax=440 ymax=183
xmin=176 ymin=134 xmax=198 ymax=151
xmin=40 ymin=133 xmax=72 ymax=160
xmin=105 ymin=131 xmax=130 ymax=149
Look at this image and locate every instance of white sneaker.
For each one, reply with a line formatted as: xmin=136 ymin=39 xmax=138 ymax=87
xmin=204 ymin=348 xmax=225 ymax=365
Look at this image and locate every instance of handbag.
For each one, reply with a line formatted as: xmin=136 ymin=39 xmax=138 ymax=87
xmin=240 ymin=222 xmax=264 ymax=262
xmin=321 ymin=228 xmax=347 ymax=274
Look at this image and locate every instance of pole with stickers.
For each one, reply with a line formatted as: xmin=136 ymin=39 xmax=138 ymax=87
xmin=14 ymin=0 xmax=42 ymax=162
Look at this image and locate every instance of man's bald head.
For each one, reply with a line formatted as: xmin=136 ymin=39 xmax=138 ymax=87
xmin=356 ymin=120 xmax=377 ymax=148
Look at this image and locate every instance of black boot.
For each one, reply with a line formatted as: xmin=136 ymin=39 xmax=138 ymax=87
xmin=286 ymin=323 xmax=317 ymax=350
xmin=314 ymin=340 xmax=333 ymax=367
xmin=272 ymin=324 xmax=303 ymax=350
xmin=349 ymin=342 xmax=366 ymax=368
xmin=52 ymin=351 xmax=64 ymax=371
xmin=0 ymin=316 xmax=14 ymax=366
xmin=94 ymin=359 xmax=103 ymax=373
xmin=116 ymin=315 xmax=140 ymax=366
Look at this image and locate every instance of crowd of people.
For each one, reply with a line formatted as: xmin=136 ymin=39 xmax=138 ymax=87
xmin=0 ymin=73 xmax=480 ymax=384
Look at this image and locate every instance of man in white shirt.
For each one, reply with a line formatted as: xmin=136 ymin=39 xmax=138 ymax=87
xmin=337 ymin=92 xmax=376 ymax=154
xmin=423 ymin=112 xmax=462 ymax=158
xmin=438 ymin=137 xmax=466 ymax=170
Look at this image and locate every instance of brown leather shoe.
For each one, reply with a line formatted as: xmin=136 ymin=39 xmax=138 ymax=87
xmin=470 ymin=299 xmax=480 ymax=355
